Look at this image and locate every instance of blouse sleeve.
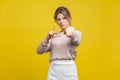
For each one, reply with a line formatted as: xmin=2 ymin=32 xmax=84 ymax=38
xmin=37 ymin=39 xmax=51 ymax=54
xmin=69 ymin=30 xmax=82 ymax=46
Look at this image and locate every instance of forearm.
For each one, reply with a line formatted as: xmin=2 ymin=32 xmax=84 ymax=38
xmin=43 ymin=35 xmax=51 ymax=44
xmin=69 ymin=30 xmax=82 ymax=46
xmin=37 ymin=35 xmax=51 ymax=54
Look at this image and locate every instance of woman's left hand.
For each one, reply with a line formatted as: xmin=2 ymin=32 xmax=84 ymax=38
xmin=65 ymin=27 xmax=74 ymax=37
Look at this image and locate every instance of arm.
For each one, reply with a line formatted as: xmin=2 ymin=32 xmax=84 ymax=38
xmin=69 ymin=30 xmax=82 ymax=46
xmin=37 ymin=36 xmax=51 ymax=54
xmin=37 ymin=26 xmax=56 ymax=54
xmin=65 ymin=27 xmax=82 ymax=46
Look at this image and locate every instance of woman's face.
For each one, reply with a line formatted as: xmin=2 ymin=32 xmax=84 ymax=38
xmin=56 ymin=13 xmax=70 ymax=30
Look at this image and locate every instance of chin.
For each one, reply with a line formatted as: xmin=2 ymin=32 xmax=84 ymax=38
xmin=62 ymin=26 xmax=67 ymax=29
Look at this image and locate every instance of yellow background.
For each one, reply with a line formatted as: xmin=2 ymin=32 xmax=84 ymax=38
xmin=0 ymin=0 xmax=120 ymax=80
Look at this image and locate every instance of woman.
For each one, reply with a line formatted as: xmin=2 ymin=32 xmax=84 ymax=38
xmin=37 ymin=6 xmax=82 ymax=80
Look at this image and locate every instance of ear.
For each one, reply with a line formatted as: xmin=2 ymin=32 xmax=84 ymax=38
xmin=67 ymin=17 xmax=71 ymax=22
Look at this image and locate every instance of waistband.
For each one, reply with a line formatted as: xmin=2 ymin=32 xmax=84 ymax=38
xmin=50 ymin=60 xmax=75 ymax=64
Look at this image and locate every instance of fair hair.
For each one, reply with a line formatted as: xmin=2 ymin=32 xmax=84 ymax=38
xmin=54 ymin=6 xmax=72 ymax=24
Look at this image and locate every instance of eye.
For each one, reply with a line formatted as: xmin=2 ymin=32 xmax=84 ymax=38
xmin=63 ymin=17 xmax=67 ymax=19
xmin=56 ymin=19 xmax=60 ymax=21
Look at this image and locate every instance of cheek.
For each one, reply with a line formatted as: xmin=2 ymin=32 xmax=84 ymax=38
xmin=57 ymin=22 xmax=62 ymax=27
xmin=65 ymin=20 xmax=69 ymax=25
xmin=57 ymin=21 xmax=61 ymax=25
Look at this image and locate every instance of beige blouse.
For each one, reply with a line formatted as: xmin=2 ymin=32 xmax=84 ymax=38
xmin=37 ymin=27 xmax=82 ymax=62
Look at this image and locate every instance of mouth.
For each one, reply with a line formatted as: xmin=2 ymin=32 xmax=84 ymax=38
xmin=61 ymin=25 xmax=66 ymax=28
xmin=61 ymin=24 xmax=66 ymax=27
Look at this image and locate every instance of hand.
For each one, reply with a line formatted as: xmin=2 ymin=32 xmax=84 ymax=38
xmin=47 ymin=25 xmax=56 ymax=38
xmin=65 ymin=27 xmax=74 ymax=37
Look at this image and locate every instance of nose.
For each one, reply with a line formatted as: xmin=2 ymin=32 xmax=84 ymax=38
xmin=60 ymin=19 xmax=64 ymax=23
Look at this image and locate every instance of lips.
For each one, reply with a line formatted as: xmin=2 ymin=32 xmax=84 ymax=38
xmin=61 ymin=25 xmax=66 ymax=28
xmin=61 ymin=24 xmax=66 ymax=27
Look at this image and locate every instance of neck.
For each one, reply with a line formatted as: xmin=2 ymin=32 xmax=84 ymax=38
xmin=61 ymin=26 xmax=70 ymax=32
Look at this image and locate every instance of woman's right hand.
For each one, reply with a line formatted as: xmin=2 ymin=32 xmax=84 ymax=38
xmin=47 ymin=25 xmax=56 ymax=39
xmin=48 ymin=30 xmax=55 ymax=38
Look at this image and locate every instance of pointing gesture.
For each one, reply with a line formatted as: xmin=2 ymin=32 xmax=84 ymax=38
xmin=65 ymin=27 xmax=74 ymax=37
xmin=48 ymin=25 xmax=56 ymax=38
xmin=52 ymin=25 xmax=56 ymax=31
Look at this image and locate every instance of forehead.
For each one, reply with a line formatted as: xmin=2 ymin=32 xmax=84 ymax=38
xmin=56 ymin=13 xmax=65 ymax=19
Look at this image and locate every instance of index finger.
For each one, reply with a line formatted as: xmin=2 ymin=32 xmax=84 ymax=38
xmin=52 ymin=25 xmax=56 ymax=31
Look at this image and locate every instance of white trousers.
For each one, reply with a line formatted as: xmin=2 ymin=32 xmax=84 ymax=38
xmin=47 ymin=60 xmax=78 ymax=80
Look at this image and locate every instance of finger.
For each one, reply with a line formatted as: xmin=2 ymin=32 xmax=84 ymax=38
xmin=52 ymin=24 xmax=56 ymax=31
